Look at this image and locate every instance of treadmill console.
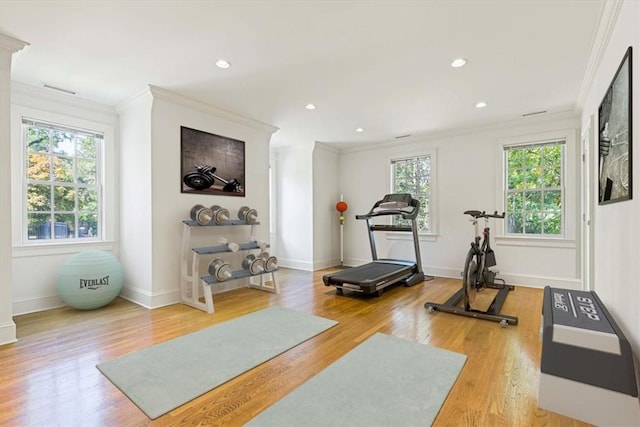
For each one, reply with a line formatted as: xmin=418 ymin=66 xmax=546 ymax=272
xmin=380 ymin=193 xmax=412 ymax=206
xmin=361 ymin=193 xmax=419 ymax=220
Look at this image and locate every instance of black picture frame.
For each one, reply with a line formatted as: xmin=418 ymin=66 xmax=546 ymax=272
xmin=598 ymin=46 xmax=632 ymax=205
xmin=180 ymin=126 xmax=246 ymax=197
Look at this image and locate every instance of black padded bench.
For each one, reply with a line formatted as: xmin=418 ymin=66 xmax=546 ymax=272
xmin=538 ymin=287 xmax=639 ymax=425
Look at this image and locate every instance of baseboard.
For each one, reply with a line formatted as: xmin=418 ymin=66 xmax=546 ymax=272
xmin=13 ymin=295 xmax=65 ymax=316
xmin=339 ymin=261 xmax=581 ymax=289
xmin=0 ymin=321 xmax=17 ymax=345
xmin=495 ymin=273 xmax=582 ymax=289
xmin=312 ymin=257 xmax=341 ymax=271
xmin=278 ymin=258 xmax=315 ymax=271
xmin=119 ymin=285 xmax=180 ymax=309
xmin=426 ymin=266 xmax=581 ymax=289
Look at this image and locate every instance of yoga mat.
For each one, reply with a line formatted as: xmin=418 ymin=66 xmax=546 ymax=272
xmin=248 ymin=333 xmax=467 ymax=426
xmin=97 ymin=306 xmax=337 ymax=419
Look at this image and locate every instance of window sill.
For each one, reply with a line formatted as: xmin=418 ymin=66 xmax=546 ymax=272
xmin=385 ymin=232 xmax=437 ymax=242
xmin=12 ymin=240 xmax=116 ymax=258
xmin=495 ymin=236 xmax=575 ymax=249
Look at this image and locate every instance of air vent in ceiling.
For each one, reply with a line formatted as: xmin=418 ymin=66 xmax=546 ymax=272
xmin=43 ymin=83 xmax=76 ymax=95
xmin=522 ymin=110 xmax=547 ymax=117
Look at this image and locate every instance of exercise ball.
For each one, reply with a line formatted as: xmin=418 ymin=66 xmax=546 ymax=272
xmin=57 ymin=250 xmax=124 ymax=310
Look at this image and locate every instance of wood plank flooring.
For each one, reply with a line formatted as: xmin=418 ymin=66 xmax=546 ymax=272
xmin=0 ymin=269 xmax=591 ymax=426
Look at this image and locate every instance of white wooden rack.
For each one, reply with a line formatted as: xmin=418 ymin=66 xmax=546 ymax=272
xmin=180 ymin=219 xmax=279 ymax=313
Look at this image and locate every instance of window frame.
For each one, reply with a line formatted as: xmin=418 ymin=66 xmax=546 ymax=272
xmin=495 ymin=129 xmax=577 ymax=249
xmin=503 ymin=139 xmax=566 ymax=237
xmin=11 ymin=104 xmax=116 ymax=253
xmin=22 ymin=117 xmax=104 ymax=243
xmin=388 ymin=149 xmax=437 ymax=238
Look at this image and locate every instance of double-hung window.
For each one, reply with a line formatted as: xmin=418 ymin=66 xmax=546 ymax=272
xmin=23 ymin=118 xmax=103 ymax=242
xmin=390 ymin=154 xmax=433 ymax=233
xmin=504 ymin=140 xmax=565 ymax=236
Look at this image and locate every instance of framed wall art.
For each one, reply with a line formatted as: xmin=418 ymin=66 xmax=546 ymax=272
xmin=598 ymin=46 xmax=632 ymax=205
xmin=180 ymin=126 xmax=246 ymax=197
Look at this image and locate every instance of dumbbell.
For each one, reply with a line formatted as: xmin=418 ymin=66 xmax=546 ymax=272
xmin=238 ymin=206 xmax=258 ymax=224
xmin=210 ymin=205 xmax=230 ymax=225
xmin=219 ymin=237 xmax=240 ymax=252
xmin=258 ymin=252 xmax=278 ymax=272
xmin=208 ymin=258 xmax=232 ymax=281
xmin=242 ymin=254 xmax=265 ymax=275
xmin=190 ymin=204 xmax=213 ymax=225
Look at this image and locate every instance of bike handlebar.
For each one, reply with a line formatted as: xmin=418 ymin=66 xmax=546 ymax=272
xmin=463 ymin=210 xmax=505 ymax=219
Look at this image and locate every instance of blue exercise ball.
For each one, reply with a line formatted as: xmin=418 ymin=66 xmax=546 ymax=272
xmin=57 ymin=250 xmax=124 ymax=310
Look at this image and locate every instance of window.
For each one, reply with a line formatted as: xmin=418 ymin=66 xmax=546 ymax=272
xmin=504 ymin=140 xmax=564 ymax=236
xmin=391 ymin=155 xmax=432 ymax=232
xmin=22 ymin=118 xmax=103 ymax=242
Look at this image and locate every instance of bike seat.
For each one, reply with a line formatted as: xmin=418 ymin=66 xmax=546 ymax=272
xmin=463 ymin=210 xmax=483 ymax=218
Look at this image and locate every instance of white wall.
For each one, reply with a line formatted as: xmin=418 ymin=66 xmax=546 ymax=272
xmin=117 ymin=89 xmax=154 ymax=307
xmin=580 ymin=0 xmax=639 ymax=356
xmin=0 ymin=35 xmax=28 ymax=344
xmin=118 ymin=87 xmax=276 ymax=308
xmin=4 ymin=82 xmax=275 ymax=317
xmin=275 ymin=144 xmax=314 ymax=270
xmin=9 ymin=83 xmax=119 ymax=316
xmin=312 ymin=143 xmax=340 ymax=270
xmin=338 ymin=114 xmax=581 ymax=289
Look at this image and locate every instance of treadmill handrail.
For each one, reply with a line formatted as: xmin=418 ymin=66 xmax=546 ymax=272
xmin=368 ymin=225 xmax=413 ymax=232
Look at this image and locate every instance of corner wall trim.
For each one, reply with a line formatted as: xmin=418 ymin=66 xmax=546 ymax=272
xmin=0 ymin=321 xmax=17 ymax=346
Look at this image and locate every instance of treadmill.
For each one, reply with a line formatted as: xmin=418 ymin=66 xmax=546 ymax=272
xmin=323 ymin=193 xmax=426 ymax=296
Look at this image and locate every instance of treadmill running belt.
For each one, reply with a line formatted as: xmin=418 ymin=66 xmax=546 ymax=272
xmin=330 ymin=262 xmax=412 ymax=284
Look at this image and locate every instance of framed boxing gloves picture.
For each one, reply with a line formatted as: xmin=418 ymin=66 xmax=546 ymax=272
xmin=598 ymin=47 xmax=632 ymax=205
xmin=180 ymin=126 xmax=246 ymax=197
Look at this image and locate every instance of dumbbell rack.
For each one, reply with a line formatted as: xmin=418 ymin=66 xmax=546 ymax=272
xmin=180 ymin=219 xmax=279 ymax=314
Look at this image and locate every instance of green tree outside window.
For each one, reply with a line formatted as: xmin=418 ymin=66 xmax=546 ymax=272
xmin=505 ymin=141 xmax=564 ymax=236
xmin=391 ymin=156 xmax=431 ymax=232
xmin=23 ymin=119 xmax=102 ymax=241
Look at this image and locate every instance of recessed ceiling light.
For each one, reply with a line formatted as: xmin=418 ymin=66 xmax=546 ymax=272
xmin=451 ymin=58 xmax=467 ymax=68
xmin=216 ymin=59 xmax=231 ymax=69
xmin=305 ymin=103 xmax=316 ymax=110
xmin=356 ymin=127 xmax=364 ymax=133
xmin=476 ymin=101 xmax=487 ymax=108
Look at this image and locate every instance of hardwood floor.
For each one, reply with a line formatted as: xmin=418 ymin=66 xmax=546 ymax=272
xmin=0 ymin=269 xmax=591 ymax=426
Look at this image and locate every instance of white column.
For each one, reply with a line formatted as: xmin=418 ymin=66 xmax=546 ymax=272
xmin=0 ymin=34 xmax=29 ymax=345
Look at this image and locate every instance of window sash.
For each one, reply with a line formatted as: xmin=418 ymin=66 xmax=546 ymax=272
xmin=22 ymin=118 xmax=103 ymax=243
xmin=22 ymin=117 xmax=104 ymax=140
xmin=503 ymin=140 xmax=565 ymax=236
xmin=391 ymin=155 xmax=431 ymax=233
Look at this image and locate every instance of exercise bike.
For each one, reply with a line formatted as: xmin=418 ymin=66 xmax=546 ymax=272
xmin=425 ymin=210 xmax=518 ymax=327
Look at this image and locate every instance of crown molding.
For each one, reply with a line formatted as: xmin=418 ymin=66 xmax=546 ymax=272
xmin=148 ymin=85 xmax=279 ymax=135
xmin=335 ymin=110 xmax=578 ymax=155
xmin=115 ymin=86 xmax=153 ymax=114
xmin=314 ymin=142 xmax=341 ymax=154
xmin=574 ymin=0 xmax=624 ymax=112
xmin=0 ymin=34 xmax=29 ymax=53
xmin=11 ymin=81 xmax=117 ymax=116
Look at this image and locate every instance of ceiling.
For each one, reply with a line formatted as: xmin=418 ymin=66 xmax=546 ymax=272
xmin=1 ymin=1 xmax=605 ymax=149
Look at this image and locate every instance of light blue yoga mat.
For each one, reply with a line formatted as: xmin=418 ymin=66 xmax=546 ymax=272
xmin=248 ymin=333 xmax=467 ymax=427
xmin=97 ymin=306 xmax=337 ymax=419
